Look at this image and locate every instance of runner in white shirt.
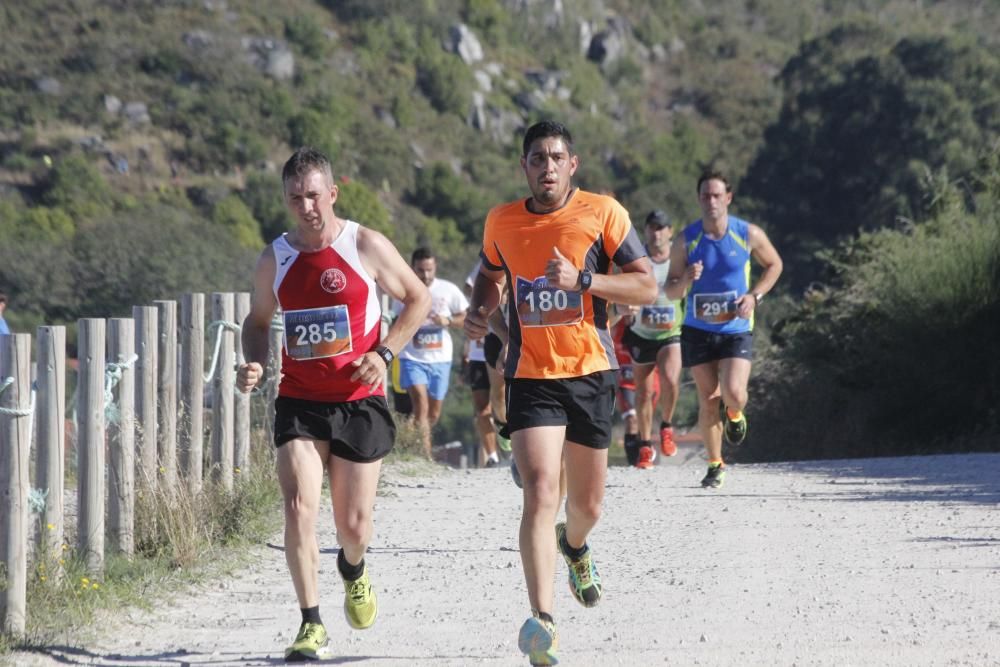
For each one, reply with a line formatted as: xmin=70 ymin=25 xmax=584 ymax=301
xmin=394 ymin=247 xmax=469 ymax=458
xmin=464 ymin=261 xmax=504 ymax=467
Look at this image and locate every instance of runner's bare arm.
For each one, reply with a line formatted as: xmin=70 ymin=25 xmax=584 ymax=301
xmin=747 ymin=223 xmax=783 ymax=300
xmin=464 ymin=265 xmax=505 ymax=340
xmin=666 ymin=234 xmax=699 ymax=301
xmin=237 ymin=246 xmax=278 ymax=393
xmin=732 ymin=224 xmax=783 ymax=318
xmin=357 ymin=228 xmax=432 ymax=357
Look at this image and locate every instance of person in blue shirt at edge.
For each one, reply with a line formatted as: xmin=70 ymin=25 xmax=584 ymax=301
xmin=0 ymin=293 xmax=11 ymax=335
xmin=665 ymin=169 xmax=783 ymax=489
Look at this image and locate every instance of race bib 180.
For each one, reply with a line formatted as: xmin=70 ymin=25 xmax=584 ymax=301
xmin=693 ymin=291 xmax=738 ymax=324
xmin=283 ymin=305 xmax=353 ymax=360
xmin=515 ymin=275 xmax=583 ymax=328
xmin=640 ymin=304 xmax=677 ymax=330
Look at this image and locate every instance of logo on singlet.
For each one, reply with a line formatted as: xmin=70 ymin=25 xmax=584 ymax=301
xmin=320 ymin=268 xmax=347 ymax=294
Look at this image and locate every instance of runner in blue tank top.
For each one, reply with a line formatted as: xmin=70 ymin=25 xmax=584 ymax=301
xmin=666 ymin=169 xmax=783 ymax=489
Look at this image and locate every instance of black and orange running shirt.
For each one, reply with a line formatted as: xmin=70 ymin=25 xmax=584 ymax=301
xmin=480 ymin=189 xmax=647 ymax=380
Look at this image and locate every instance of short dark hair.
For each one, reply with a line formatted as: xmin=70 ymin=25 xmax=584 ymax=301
xmin=645 ymin=209 xmax=670 ymax=228
xmin=282 ymin=147 xmax=333 ymax=186
xmin=522 ymin=120 xmax=574 ymax=157
xmin=697 ymin=168 xmax=731 ymax=194
xmin=411 ymin=247 xmax=435 ymax=264
xmin=0 ymin=292 xmax=7 ymax=305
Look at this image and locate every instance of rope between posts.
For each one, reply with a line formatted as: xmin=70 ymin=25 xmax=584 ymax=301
xmin=204 ymin=320 xmax=241 ymax=383
xmin=0 ymin=376 xmax=35 ymax=417
xmin=105 ymin=354 xmax=139 ymax=423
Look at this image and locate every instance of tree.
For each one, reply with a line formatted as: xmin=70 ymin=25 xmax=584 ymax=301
xmin=741 ymin=23 xmax=999 ymax=284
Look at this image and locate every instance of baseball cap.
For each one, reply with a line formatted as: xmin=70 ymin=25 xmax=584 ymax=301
xmin=645 ymin=209 xmax=670 ymax=228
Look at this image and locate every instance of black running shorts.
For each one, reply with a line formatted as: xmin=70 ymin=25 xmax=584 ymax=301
xmin=622 ymin=327 xmax=680 ymax=365
xmin=274 ymin=395 xmax=396 ymax=462
xmin=504 ymin=370 xmax=616 ymax=449
xmin=483 ymin=332 xmax=503 ymax=369
xmin=465 ymin=360 xmax=491 ymax=392
xmin=681 ymin=326 xmax=754 ymax=367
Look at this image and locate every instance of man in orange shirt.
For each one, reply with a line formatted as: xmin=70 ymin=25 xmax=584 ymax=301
xmin=465 ymin=120 xmax=656 ymax=666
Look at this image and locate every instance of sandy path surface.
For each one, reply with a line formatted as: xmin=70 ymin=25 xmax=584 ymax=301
xmin=10 ymin=445 xmax=1000 ymax=666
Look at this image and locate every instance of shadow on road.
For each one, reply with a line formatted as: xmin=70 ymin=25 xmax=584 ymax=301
xmin=764 ymin=453 xmax=1000 ymax=506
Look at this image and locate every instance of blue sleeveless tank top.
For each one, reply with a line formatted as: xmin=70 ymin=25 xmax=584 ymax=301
xmin=682 ymin=216 xmax=753 ymax=334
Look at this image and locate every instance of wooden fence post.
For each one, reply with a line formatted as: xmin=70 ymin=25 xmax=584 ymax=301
xmin=132 ymin=306 xmax=158 ymax=490
xmin=107 ymin=318 xmax=135 ymax=556
xmin=154 ymin=300 xmax=178 ymax=490
xmin=210 ymin=293 xmax=235 ymax=491
xmin=180 ymin=293 xmax=205 ymax=494
xmin=76 ymin=318 xmax=105 ymax=575
xmin=1 ymin=333 xmax=31 ymax=635
xmin=35 ymin=326 xmax=65 ymax=560
xmin=234 ymin=292 xmax=251 ymax=477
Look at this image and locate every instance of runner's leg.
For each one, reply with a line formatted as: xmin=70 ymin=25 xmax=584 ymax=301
xmin=328 ymin=456 xmax=383 ymax=566
xmin=690 ymin=362 xmax=723 ymax=462
xmin=561 ymin=441 xmax=608 ymax=550
xmin=277 ymin=438 xmax=330 ymax=608
xmin=513 ymin=425 xmax=566 ymax=616
xmin=657 ymin=343 xmax=683 ymax=423
xmin=633 ymin=362 xmax=657 ymax=442
xmin=719 ymin=357 xmax=751 ymax=414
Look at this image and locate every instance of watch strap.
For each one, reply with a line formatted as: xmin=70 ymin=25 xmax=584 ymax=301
xmin=374 ymin=345 xmax=394 ymax=365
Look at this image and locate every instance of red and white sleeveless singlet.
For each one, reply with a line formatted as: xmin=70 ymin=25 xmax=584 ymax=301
xmin=272 ymin=220 xmax=383 ymax=402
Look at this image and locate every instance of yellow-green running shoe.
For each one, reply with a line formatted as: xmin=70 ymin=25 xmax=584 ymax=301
xmin=518 ymin=615 xmax=559 ymax=666
xmin=284 ymin=621 xmax=329 ymax=662
xmin=555 ymin=523 xmax=602 ymax=607
xmin=497 ymin=432 xmax=512 ymax=453
xmin=343 ymin=566 xmax=378 ymax=629
xmin=723 ymin=410 xmax=748 ymax=446
xmin=701 ymin=462 xmax=726 ymax=489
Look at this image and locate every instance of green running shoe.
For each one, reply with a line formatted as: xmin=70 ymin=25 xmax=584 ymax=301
xmin=284 ymin=621 xmax=329 ymax=662
xmin=518 ymin=615 xmax=559 ymax=666
xmin=723 ymin=410 xmax=748 ymax=446
xmin=701 ymin=462 xmax=726 ymax=489
xmin=343 ymin=566 xmax=378 ymax=629
xmin=497 ymin=433 xmax=512 ymax=453
xmin=555 ymin=523 xmax=602 ymax=607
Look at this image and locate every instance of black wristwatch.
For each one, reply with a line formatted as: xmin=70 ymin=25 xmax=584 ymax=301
xmin=374 ymin=345 xmax=394 ymax=366
xmin=579 ymin=269 xmax=593 ymax=292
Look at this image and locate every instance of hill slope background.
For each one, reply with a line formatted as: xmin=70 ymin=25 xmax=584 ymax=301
xmin=1 ymin=0 xmax=997 ymax=458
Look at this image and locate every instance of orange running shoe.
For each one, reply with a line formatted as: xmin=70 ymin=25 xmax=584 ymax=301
xmin=659 ymin=425 xmax=677 ymax=457
xmin=636 ymin=443 xmax=656 ymax=469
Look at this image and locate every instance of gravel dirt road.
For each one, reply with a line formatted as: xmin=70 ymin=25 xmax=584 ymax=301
xmin=10 ymin=445 xmax=1000 ymax=666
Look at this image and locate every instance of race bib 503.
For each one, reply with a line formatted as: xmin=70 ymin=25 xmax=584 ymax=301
xmin=413 ymin=326 xmax=444 ymax=350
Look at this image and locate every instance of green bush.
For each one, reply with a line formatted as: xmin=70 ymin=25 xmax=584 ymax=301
xmin=336 ymin=179 xmax=391 ymax=234
xmin=212 ymin=195 xmax=264 ymax=249
xmin=41 ymin=153 xmax=116 ymax=219
xmin=240 ymin=170 xmax=292 ymax=243
xmin=285 ymin=15 xmax=329 ymax=59
xmin=746 ymin=168 xmax=1000 ymax=461
xmin=409 ymin=162 xmax=492 ymax=242
xmin=416 ymin=32 xmax=473 ymax=116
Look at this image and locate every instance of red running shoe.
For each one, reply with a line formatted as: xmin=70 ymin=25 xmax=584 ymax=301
xmin=636 ymin=444 xmax=656 ymax=469
xmin=659 ymin=425 xmax=677 ymax=457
